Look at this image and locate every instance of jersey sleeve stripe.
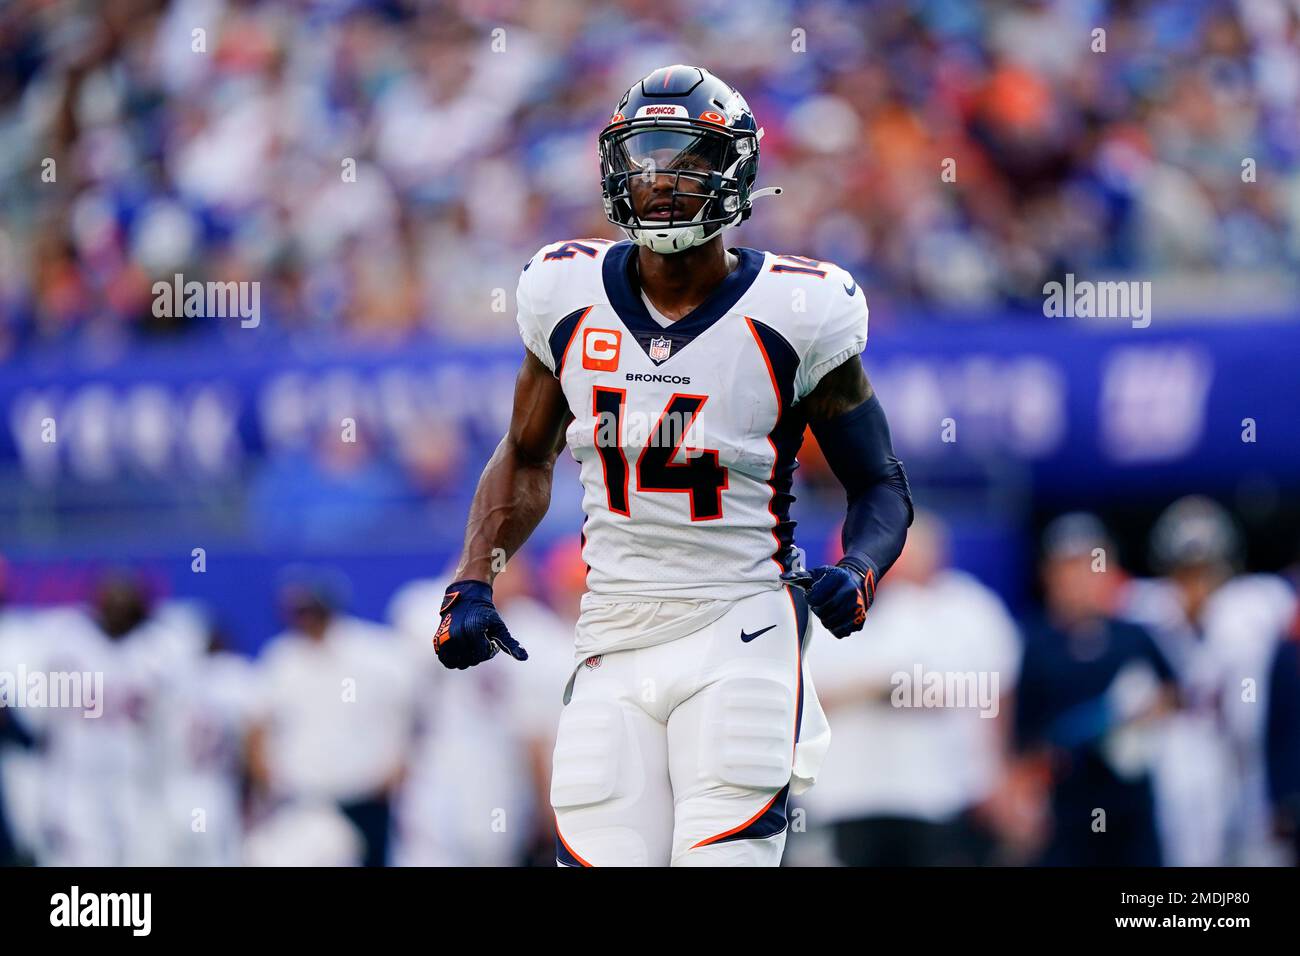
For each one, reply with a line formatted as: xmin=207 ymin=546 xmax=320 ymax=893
xmin=551 ymin=306 xmax=593 ymax=378
xmin=743 ymin=317 xmax=798 ymax=411
xmin=746 ymin=317 xmax=804 ymax=572
xmin=745 ymin=317 xmax=784 ymax=423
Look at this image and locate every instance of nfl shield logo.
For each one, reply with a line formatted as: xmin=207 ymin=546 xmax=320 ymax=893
xmin=649 ymin=336 xmax=672 ymax=361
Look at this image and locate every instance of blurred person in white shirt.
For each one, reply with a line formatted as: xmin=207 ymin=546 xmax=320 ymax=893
xmin=0 ymin=602 xmax=97 ymax=865
xmin=11 ymin=574 xmax=203 ymax=865
xmin=242 ymin=799 xmax=366 ymax=867
xmin=1206 ymin=571 xmax=1297 ymax=865
xmin=248 ymin=573 xmax=417 ymax=866
xmin=804 ymin=511 xmax=1020 ymax=866
xmin=1126 ymin=497 xmax=1296 ymax=865
xmin=388 ymin=546 xmax=574 ymax=867
xmin=156 ymin=625 xmax=259 ymax=866
xmin=0 ymin=562 xmax=39 ymax=865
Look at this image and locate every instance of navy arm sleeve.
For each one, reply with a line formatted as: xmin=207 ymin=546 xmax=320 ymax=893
xmin=808 ymin=392 xmax=914 ymax=584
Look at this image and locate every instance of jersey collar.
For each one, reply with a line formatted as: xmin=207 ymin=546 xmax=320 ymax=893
xmin=601 ymin=241 xmax=764 ymax=366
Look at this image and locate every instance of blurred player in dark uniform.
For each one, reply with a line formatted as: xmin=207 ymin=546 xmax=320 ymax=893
xmin=1014 ymin=514 xmax=1178 ymax=866
xmin=1266 ymin=601 xmax=1300 ymax=864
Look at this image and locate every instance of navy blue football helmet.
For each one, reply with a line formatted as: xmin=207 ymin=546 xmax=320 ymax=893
xmin=598 ymin=65 xmax=780 ymax=254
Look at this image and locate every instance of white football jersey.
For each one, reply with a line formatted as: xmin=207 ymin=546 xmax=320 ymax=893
xmin=517 ymin=238 xmax=868 ymax=602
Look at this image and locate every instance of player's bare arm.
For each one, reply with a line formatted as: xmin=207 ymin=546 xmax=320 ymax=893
xmin=793 ymin=356 xmax=914 ymax=638
xmin=434 ymin=350 xmax=571 ymax=669
xmin=800 ymin=350 xmax=873 ymax=422
xmin=454 ymin=349 xmax=571 ymax=585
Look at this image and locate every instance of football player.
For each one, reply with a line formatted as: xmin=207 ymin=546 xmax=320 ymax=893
xmin=436 ymin=65 xmax=913 ymax=866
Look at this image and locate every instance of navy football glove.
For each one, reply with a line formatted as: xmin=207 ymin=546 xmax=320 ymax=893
xmin=434 ymin=580 xmax=528 ymax=670
xmin=784 ymin=560 xmax=876 ymax=639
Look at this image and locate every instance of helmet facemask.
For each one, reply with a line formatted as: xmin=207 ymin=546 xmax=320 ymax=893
xmin=599 ymin=120 xmax=758 ymax=255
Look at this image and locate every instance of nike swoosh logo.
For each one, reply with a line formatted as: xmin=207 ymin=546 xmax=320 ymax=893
xmin=843 ymin=280 xmax=857 ymax=296
xmin=740 ymin=624 xmax=778 ymax=643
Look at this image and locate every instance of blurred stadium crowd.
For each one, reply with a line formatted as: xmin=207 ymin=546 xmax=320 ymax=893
xmin=2 ymin=0 xmax=1300 ymax=357
xmin=1 ymin=497 xmax=1298 ymax=867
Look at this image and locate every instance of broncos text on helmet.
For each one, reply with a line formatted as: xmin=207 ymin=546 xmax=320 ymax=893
xmin=598 ymin=65 xmax=781 ymax=255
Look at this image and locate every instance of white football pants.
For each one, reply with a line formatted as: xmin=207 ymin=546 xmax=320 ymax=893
xmin=552 ymin=585 xmax=811 ymax=867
